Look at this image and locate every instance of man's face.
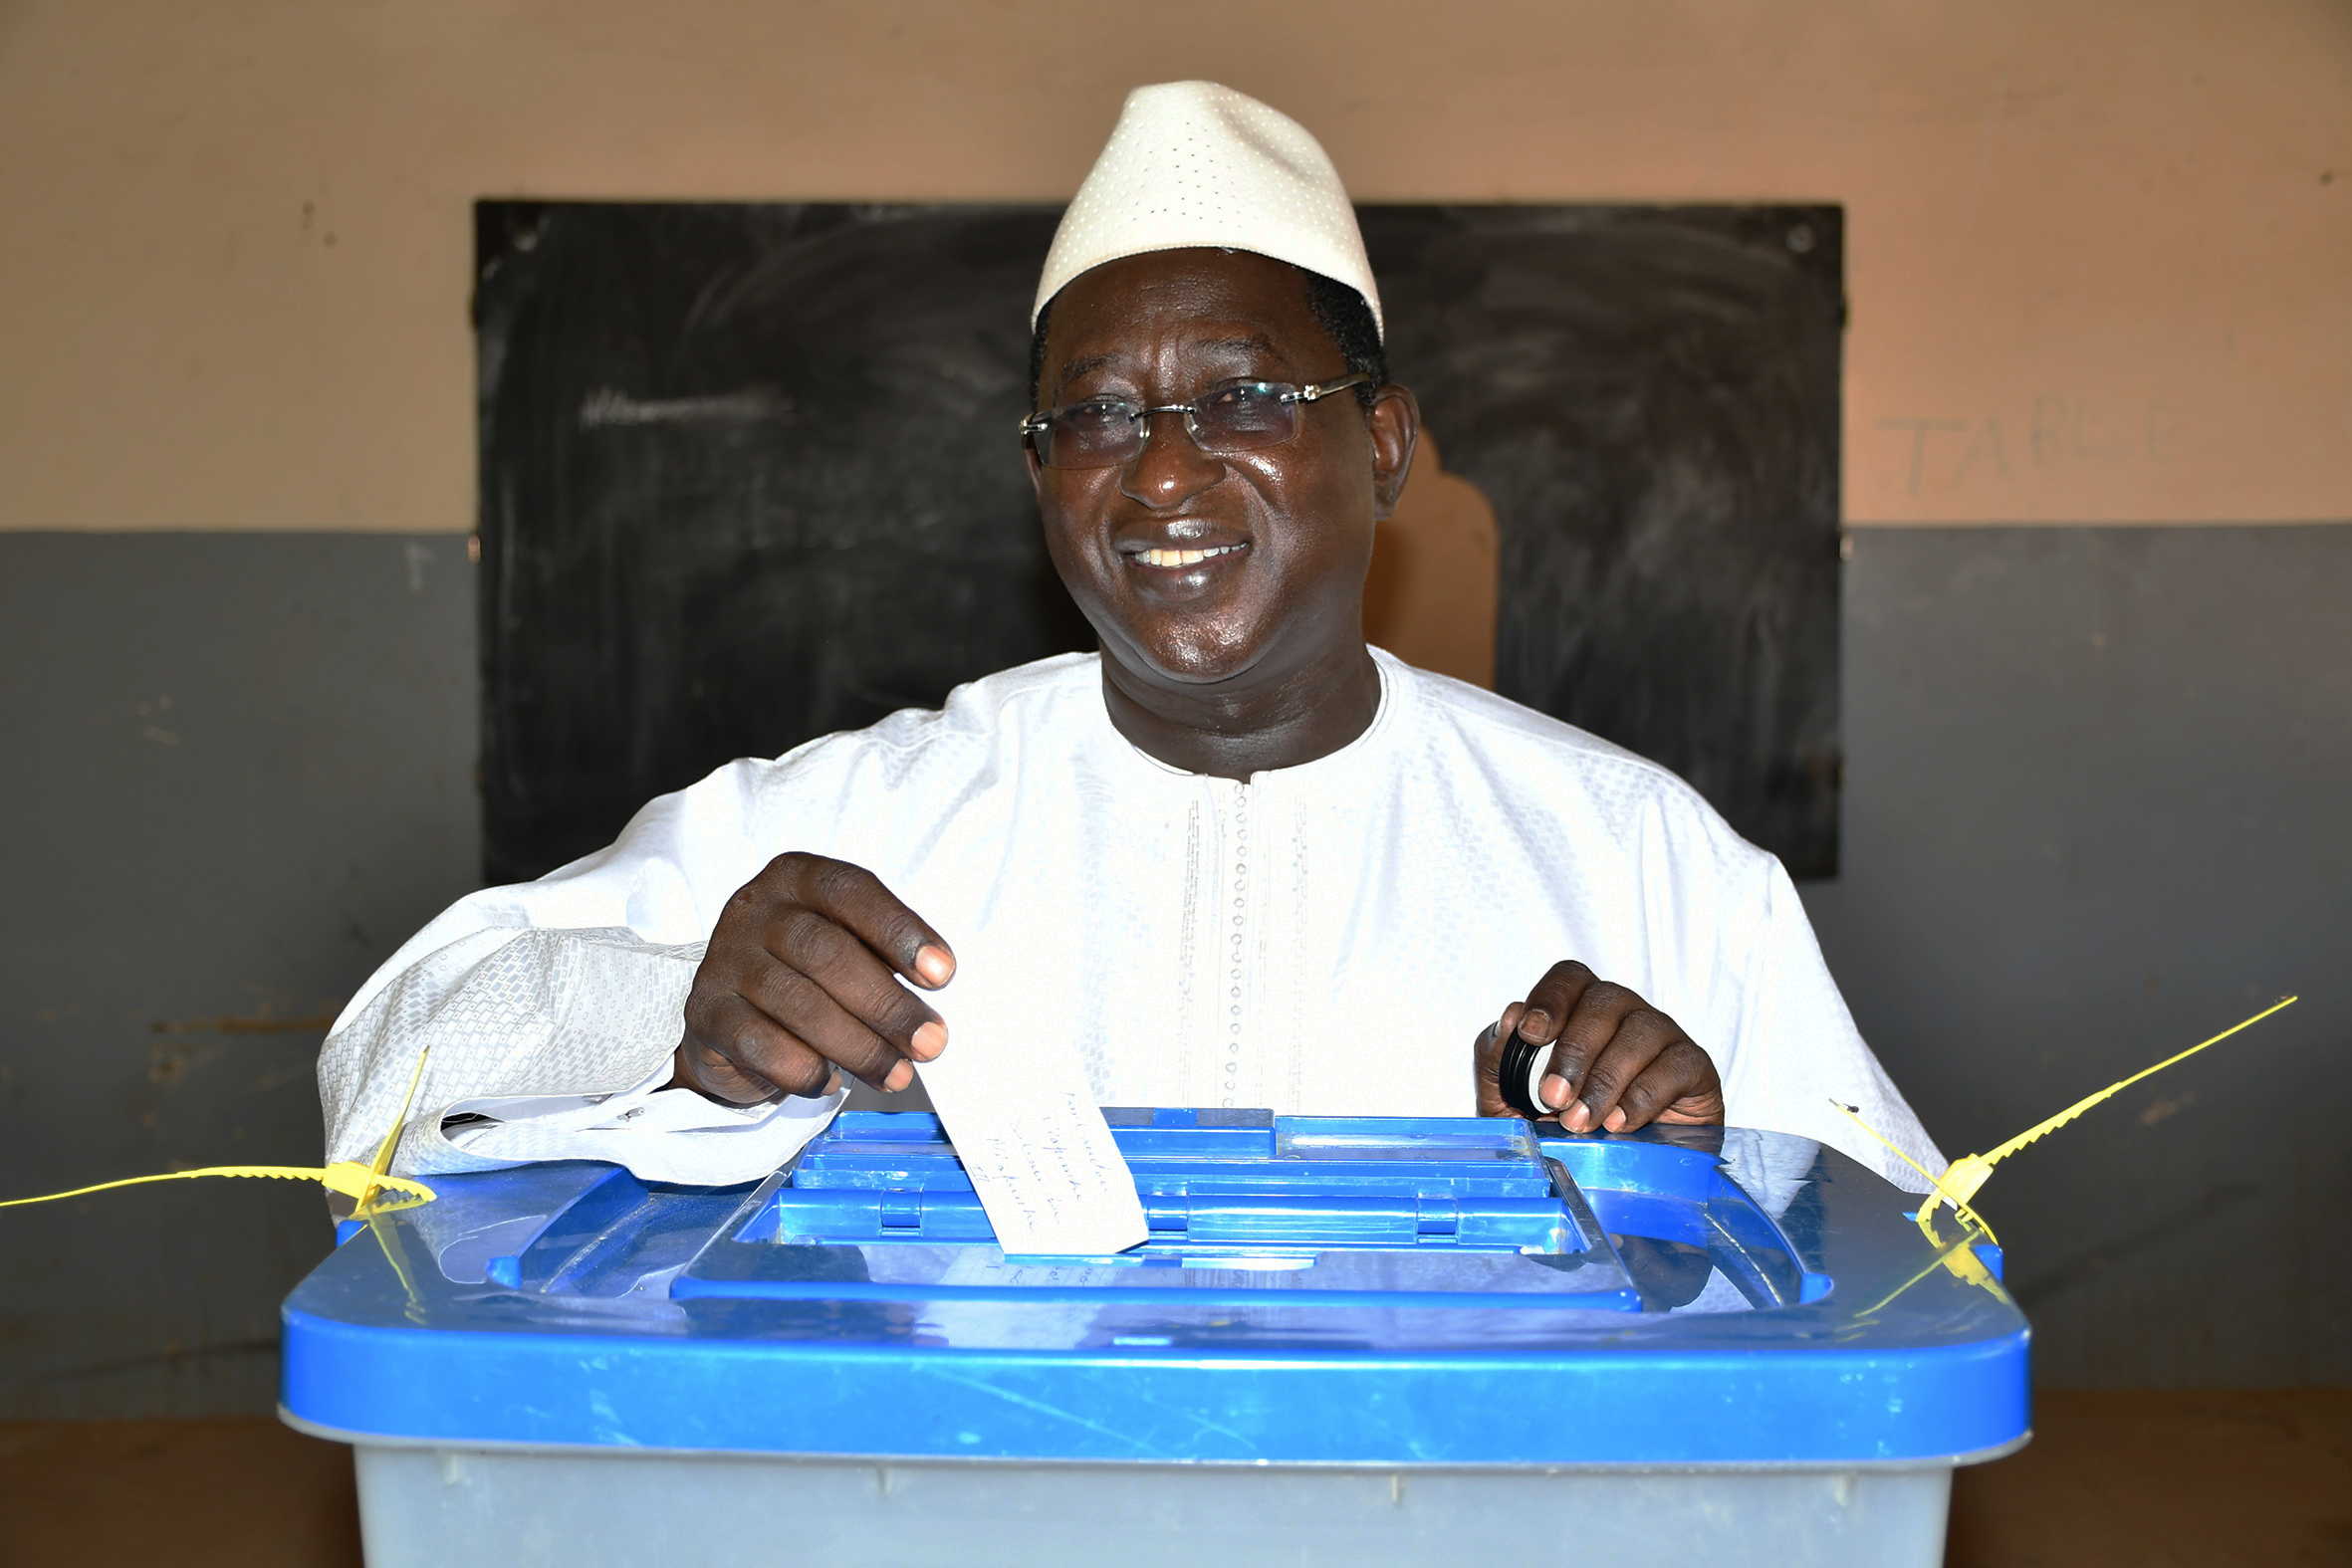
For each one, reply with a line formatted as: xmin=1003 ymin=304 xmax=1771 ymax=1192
xmin=1029 ymin=249 xmax=1415 ymax=696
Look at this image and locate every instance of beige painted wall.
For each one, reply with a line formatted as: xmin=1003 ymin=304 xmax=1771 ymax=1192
xmin=1 ymin=0 xmax=2345 ymax=534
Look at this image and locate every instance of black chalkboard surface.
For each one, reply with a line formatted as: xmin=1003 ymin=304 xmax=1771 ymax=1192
xmin=475 ymin=202 xmax=1841 ymax=886
xmin=1363 ymin=207 xmax=1845 ymax=879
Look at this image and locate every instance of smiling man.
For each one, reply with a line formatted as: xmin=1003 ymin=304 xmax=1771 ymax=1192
xmin=320 ymin=83 xmax=1940 ymax=1191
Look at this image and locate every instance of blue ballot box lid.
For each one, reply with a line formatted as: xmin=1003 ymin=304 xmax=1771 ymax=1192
xmin=282 ymin=1114 xmax=2028 ymax=1466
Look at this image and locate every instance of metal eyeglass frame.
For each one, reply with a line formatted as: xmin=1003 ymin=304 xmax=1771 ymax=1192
xmin=1019 ymin=372 xmax=1372 ymax=469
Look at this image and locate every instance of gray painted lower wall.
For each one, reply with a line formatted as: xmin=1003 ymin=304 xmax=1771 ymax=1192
xmin=0 ymin=525 xmax=2342 ymax=1414
xmin=1807 ymin=525 xmax=2351 ymax=1388
xmin=0 ymin=534 xmax=478 ymax=1417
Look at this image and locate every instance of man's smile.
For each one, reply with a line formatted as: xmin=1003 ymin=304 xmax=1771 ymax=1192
xmin=1129 ymin=542 xmax=1249 ymax=569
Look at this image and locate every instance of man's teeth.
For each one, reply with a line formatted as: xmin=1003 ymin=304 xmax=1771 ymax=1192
xmin=1138 ymin=545 xmax=1244 ymax=567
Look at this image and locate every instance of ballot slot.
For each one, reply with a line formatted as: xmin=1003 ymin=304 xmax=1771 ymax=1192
xmin=750 ymin=1109 xmax=1577 ymax=1256
xmin=671 ymin=1111 xmax=1838 ymax=1312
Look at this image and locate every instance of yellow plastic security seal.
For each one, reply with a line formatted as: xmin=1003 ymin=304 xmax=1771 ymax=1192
xmin=1 ymin=1036 xmax=438 ymax=1218
xmin=1832 ymin=994 xmax=2297 ymax=1284
xmin=0 ymin=1162 xmax=434 ymax=1212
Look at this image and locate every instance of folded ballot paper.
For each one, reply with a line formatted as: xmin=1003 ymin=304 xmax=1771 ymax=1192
xmin=914 ymin=1021 xmax=1147 ymax=1257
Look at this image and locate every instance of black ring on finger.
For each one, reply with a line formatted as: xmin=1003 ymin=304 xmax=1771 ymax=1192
xmin=1499 ymin=1024 xmax=1548 ymax=1120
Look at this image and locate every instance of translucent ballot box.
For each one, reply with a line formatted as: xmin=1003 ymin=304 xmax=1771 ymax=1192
xmin=281 ymin=1112 xmax=2028 ymax=1567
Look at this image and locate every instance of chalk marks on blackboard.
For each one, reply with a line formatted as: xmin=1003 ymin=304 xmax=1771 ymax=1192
xmin=579 ymin=386 xmax=796 ymax=430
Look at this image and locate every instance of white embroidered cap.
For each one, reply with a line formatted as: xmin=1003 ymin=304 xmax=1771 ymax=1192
xmin=1033 ymin=81 xmax=1382 ymax=340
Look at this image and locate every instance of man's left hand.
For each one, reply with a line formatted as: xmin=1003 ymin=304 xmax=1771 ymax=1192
xmin=1475 ymin=961 xmax=1725 ymax=1131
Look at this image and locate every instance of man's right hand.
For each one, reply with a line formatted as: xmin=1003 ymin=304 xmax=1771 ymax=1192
xmin=671 ymin=852 xmax=955 ymax=1104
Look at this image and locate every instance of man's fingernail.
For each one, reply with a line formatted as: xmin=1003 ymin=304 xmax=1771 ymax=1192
xmin=884 ymin=1060 xmax=913 ymax=1092
xmin=1539 ymin=1074 xmax=1568 ymax=1111
xmin=910 ymin=1019 xmax=948 ymax=1059
xmin=1520 ymin=1010 xmax=1549 ymax=1038
xmin=1603 ymin=1107 xmax=1628 ymax=1132
xmin=914 ymin=945 xmax=955 ymax=988
xmin=1566 ymin=1101 xmax=1593 ymax=1133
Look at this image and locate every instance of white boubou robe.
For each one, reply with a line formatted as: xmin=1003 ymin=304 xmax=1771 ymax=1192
xmin=318 ymin=650 xmax=1943 ymax=1191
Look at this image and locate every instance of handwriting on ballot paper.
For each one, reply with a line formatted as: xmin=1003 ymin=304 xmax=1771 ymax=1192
xmin=915 ymin=1038 xmax=1147 ymax=1256
xmin=963 ymin=1091 xmax=1141 ymax=1248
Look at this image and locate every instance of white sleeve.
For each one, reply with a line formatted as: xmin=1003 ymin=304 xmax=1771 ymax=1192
xmin=316 ymin=925 xmax=843 ymax=1185
xmin=1717 ymin=859 xmax=1947 ymax=1193
xmin=317 ymin=754 xmax=854 ymax=1186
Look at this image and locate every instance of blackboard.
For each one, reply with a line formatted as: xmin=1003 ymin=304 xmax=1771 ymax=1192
xmin=475 ymin=202 xmax=1842 ymax=885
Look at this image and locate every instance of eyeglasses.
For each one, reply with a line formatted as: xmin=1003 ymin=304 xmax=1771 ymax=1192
xmin=1020 ymin=373 xmax=1371 ymax=470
